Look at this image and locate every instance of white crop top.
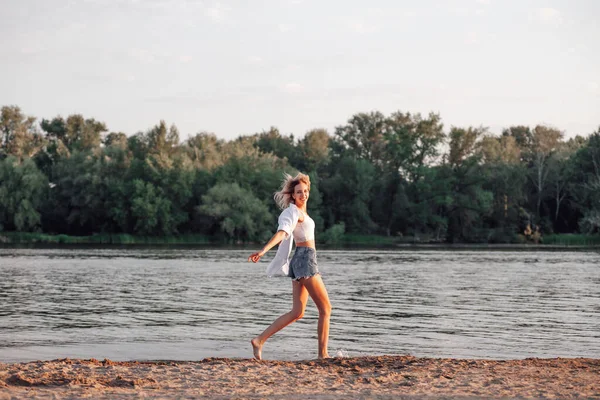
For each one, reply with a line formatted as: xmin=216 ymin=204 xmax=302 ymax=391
xmin=277 ymin=204 xmax=315 ymax=242
xmin=266 ymin=204 xmax=315 ymax=277
xmin=293 ymin=210 xmax=315 ymax=242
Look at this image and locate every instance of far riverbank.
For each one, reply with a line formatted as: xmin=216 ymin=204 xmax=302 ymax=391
xmin=1 ymin=231 xmax=599 ymax=249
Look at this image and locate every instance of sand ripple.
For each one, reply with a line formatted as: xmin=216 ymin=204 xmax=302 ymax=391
xmin=1 ymin=356 xmax=599 ymax=399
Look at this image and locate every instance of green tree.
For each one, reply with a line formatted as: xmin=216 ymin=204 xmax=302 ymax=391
xmin=1 ymin=105 xmax=45 ymax=161
xmin=337 ymin=111 xmax=445 ymax=235
xmin=528 ymin=125 xmax=564 ymax=222
xmin=48 ymin=151 xmax=105 ymax=234
xmin=44 ymin=147 xmax=135 ymax=235
xmin=502 ymin=125 xmax=533 ymax=160
xmin=99 ymin=145 xmax=134 ymax=233
xmin=481 ymin=162 xmax=527 ymax=240
xmin=321 ymin=156 xmax=376 ymax=232
xmin=405 ymin=165 xmax=453 ymax=240
xmin=198 ymin=183 xmax=272 ymax=241
xmin=444 ymin=126 xmax=495 ymax=241
xmin=448 ymin=126 xmax=485 ymax=167
xmin=298 ymin=128 xmax=330 ymax=171
xmin=159 ymin=156 xmax=196 ymax=232
xmin=476 ymin=133 xmax=527 ymax=238
xmin=213 ymin=141 xmax=289 ymax=212
xmin=126 ymin=120 xmax=179 ymax=165
xmin=370 ymin=172 xmax=402 ymax=236
xmin=0 ymin=156 xmax=48 ymax=231
xmin=546 ymin=141 xmax=579 ymax=229
xmin=130 ymin=179 xmax=177 ymax=235
xmin=147 ymin=120 xmax=179 ymax=154
xmin=41 ymin=114 xmax=107 ymax=153
xmin=334 ymin=111 xmax=387 ymax=166
xmin=446 ymin=158 xmax=494 ymax=242
xmin=186 ymin=132 xmax=226 ymax=170
xmin=104 ymin=132 xmax=128 ymax=149
xmin=254 ymin=127 xmax=297 ymax=165
xmin=304 ymin=170 xmax=325 ymax=233
xmin=384 ymin=111 xmax=445 ymax=180
xmin=477 ymin=134 xmax=521 ymax=165
xmin=569 ymin=129 xmax=600 ymax=233
xmin=37 ymin=116 xmax=69 ymax=176
xmin=66 ymin=115 xmax=106 ymax=151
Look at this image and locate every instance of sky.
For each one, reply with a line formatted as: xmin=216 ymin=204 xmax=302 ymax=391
xmin=2 ymin=0 xmax=599 ymax=141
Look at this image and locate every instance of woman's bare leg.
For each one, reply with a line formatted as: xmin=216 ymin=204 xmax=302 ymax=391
xmin=251 ymin=280 xmax=308 ymax=360
xmin=302 ymin=274 xmax=332 ymax=359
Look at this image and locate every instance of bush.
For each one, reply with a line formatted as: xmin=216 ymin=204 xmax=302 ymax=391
xmin=322 ymin=222 xmax=345 ymax=245
xmin=579 ymin=210 xmax=600 ymax=234
xmin=198 ymin=183 xmax=272 ymax=242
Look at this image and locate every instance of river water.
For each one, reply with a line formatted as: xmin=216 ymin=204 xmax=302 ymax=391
xmin=0 ymin=247 xmax=599 ymax=362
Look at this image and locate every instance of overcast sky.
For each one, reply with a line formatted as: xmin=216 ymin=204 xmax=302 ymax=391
xmin=2 ymin=0 xmax=599 ymax=140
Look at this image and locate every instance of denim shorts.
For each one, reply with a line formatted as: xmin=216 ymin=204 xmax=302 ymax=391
xmin=288 ymin=247 xmax=319 ymax=280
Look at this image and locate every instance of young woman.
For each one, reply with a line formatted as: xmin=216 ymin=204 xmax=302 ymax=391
xmin=248 ymin=172 xmax=332 ymax=360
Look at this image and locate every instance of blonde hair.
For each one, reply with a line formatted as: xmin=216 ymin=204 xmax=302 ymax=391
xmin=274 ymin=172 xmax=311 ymax=210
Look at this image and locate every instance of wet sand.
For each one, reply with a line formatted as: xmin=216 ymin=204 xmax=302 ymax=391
xmin=1 ymin=356 xmax=599 ymax=399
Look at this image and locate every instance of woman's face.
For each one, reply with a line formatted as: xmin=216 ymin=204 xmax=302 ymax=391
xmin=292 ymin=182 xmax=309 ymax=206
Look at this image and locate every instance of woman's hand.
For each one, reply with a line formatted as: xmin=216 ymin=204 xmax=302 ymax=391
xmin=248 ymin=250 xmax=265 ymax=263
xmin=247 ymin=231 xmax=287 ymax=263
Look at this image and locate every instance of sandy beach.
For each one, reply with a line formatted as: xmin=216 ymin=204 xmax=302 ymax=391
xmin=1 ymin=355 xmax=598 ymax=399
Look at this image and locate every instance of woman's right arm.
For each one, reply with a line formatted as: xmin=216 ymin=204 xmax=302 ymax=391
xmin=248 ymin=206 xmax=298 ymax=263
xmin=247 ymin=230 xmax=289 ymax=263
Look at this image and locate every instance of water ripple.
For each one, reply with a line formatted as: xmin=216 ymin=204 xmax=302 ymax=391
xmin=0 ymin=248 xmax=599 ymax=361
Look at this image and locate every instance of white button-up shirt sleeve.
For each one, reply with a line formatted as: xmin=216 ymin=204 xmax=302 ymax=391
xmin=276 ymin=205 xmax=299 ymax=239
xmin=266 ymin=205 xmax=299 ymax=277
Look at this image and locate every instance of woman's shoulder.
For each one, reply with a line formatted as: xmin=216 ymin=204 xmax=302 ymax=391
xmin=280 ymin=204 xmax=300 ymax=216
xmin=288 ymin=204 xmax=306 ymax=221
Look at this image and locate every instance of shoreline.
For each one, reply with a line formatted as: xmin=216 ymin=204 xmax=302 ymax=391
xmin=1 ymin=241 xmax=599 ymax=251
xmin=1 ymin=356 xmax=598 ymax=399
xmin=1 ymin=232 xmax=599 ymax=249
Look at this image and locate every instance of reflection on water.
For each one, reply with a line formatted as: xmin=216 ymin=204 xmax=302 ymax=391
xmin=1 ymin=248 xmax=599 ymax=362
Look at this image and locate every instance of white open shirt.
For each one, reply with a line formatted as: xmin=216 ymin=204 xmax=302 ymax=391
xmin=266 ymin=204 xmax=300 ymax=277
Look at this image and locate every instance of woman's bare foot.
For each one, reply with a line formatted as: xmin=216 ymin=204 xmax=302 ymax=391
xmin=251 ymin=338 xmax=263 ymax=360
xmin=319 ymin=353 xmax=330 ymax=359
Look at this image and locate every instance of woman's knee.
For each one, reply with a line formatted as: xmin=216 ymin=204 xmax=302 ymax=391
xmin=289 ymin=308 xmax=304 ymax=321
xmin=319 ymin=301 xmax=332 ymax=317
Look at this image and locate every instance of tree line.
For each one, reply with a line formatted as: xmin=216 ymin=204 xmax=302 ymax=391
xmin=1 ymin=104 xmax=599 ymax=243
